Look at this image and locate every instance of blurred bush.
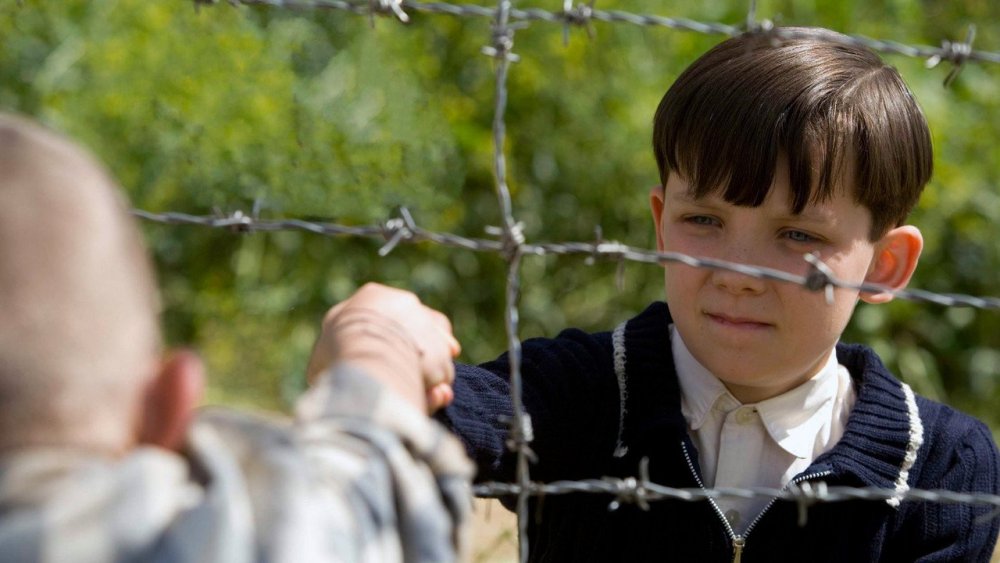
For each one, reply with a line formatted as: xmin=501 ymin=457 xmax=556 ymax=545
xmin=1 ymin=0 xmax=996 ymax=432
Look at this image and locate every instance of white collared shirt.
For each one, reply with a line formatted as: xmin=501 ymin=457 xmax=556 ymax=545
xmin=671 ymin=325 xmax=856 ymax=534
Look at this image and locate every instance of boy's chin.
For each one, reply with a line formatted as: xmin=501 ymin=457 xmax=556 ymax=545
xmin=709 ymin=363 xmax=817 ymax=403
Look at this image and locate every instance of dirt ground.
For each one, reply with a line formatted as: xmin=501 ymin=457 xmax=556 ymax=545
xmin=469 ymin=498 xmax=518 ymax=563
xmin=466 ymin=498 xmax=1000 ymax=563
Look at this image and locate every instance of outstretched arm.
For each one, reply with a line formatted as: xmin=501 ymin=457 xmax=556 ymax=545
xmin=295 ymin=283 xmax=473 ymax=562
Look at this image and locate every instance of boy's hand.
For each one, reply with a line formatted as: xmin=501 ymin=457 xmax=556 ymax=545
xmin=306 ymin=283 xmax=461 ymax=413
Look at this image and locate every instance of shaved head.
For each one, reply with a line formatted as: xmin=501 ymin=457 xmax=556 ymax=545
xmin=0 ymin=114 xmax=161 ymax=453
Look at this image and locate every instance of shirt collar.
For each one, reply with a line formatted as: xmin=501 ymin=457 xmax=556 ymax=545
xmin=755 ymin=352 xmax=843 ymax=459
xmin=671 ymin=325 xmax=845 ymax=459
xmin=672 ymin=325 xmax=735 ymax=431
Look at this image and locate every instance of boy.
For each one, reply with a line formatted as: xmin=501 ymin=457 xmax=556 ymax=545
xmin=440 ymin=28 xmax=1000 ymax=562
xmin=0 ymin=114 xmax=470 ymax=562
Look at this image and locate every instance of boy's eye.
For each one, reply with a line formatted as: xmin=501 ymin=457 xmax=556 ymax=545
xmin=685 ymin=215 xmax=720 ymax=227
xmin=783 ymin=230 xmax=817 ymax=243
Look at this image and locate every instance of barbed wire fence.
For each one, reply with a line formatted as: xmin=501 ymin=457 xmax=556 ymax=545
xmin=155 ymin=0 xmax=1000 ymax=560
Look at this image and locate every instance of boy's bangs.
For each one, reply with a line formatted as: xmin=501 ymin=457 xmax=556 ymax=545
xmin=666 ymin=92 xmax=852 ymax=214
xmin=653 ymin=28 xmax=932 ymax=238
xmin=655 ymin=36 xmax=856 ymax=213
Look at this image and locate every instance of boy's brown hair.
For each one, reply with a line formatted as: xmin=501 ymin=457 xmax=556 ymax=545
xmin=652 ymin=27 xmax=933 ymax=240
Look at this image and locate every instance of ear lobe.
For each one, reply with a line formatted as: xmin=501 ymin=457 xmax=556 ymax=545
xmin=138 ymin=350 xmax=204 ymax=452
xmin=649 ymin=185 xmax=666 ymax=252
xmin=860 ymin=226 xmax=923 ymax=304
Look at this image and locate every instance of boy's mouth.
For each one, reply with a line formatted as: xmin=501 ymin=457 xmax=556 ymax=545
xmin=704 ymin=312 xmax=773 ymax=330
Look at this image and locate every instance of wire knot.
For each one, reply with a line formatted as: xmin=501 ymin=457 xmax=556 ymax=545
xmin=786 ymin=480 xmax=828 ymax=527
xmin=606 ymin=457 xmax=652 ymax=512
xmin=585 ymin=225 xmax=604 ymax=266
xmin=368 ymin=0 xmax=410 ymax=25
xmin=481 ymin=13 xmax=523 ymax=62
xmin=485 ymin=222 xmax=526 ymax=261
xmin=589 ymin=226 xmax=628 ymax=291
xmin=803 ymin=252 xmax=835 ymax=305
xmin=212 ymin=205 xmax=257 ymax=233
xmin=745 ymin=17 xmax=775 ymax=35
xmin=742 ymin=0 xmax=779 ymax=46
xmin=379 ymin=207 xmax=417 ymax=256
xmin=561 ymin=0 xmax=595 ymax=44
xmin=227 ymin=210 xmax=254 ymax=232
xmin=499 ymin=413 xmax=538 ymax=462
xmin=925 ymin=25 xmax=975 ymax=87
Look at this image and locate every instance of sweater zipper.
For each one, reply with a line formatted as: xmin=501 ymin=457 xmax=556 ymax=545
xmin=680 ymin=441 xmax=740 ymax=560
xmin=680 ymin=441 xmax=833 ymax=563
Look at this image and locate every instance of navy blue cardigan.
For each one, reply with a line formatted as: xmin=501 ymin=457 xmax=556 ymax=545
xmin=440 ymin=302 xmax=1000 ymax=562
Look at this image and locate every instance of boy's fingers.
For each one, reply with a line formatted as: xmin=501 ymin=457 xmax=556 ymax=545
xmin=426 ymin=383 xmax=455 ymax=412
xmin=446 ymin=333 xmax=461 ymax=357
xmin=422 ymin=349 xmax=455 ymax=387
xmin=424 ymin=307 xmax=461 ymax=357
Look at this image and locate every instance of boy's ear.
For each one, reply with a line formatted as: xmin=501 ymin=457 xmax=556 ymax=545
xmin=649 ymin=185 xmax=667 ymax=252
xmin=138 ymin=349 xmax=204 ymax=452
xmin=860 ymin=225 xmax=923 ymax=304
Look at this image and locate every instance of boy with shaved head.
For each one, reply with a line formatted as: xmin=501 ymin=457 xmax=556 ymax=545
xmin=441 ymin=28 xmax=1000 ymax=562
xmin=0 ymin=114 xmax=471 ymax=562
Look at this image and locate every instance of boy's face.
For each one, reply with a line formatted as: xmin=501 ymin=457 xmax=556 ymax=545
xmin=650 ymin=157 xmax=895 ymax=403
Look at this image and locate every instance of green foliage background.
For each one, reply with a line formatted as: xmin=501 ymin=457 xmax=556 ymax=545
xmin=2 ymin=0 xmax=997 ymax=432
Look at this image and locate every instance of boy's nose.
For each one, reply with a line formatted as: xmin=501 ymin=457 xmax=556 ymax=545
xmin=711 ymin=245 xmax=767 ymax=295
xmin=711 ymin=266 xmax=767 ymax=295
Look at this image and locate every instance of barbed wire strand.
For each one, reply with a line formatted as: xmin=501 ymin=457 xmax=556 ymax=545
xmin=172 ymin=2 xmax=1000 ymax=560
xmin=201 ymin=0 xmax=1000 ymax=73
xmin=471 ymin=476 xmax=1000 ymax=527
xmin=133 ymin=210 xmax=1000 ymax=311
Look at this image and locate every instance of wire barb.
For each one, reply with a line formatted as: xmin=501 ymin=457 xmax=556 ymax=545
xmin=743 ymin=0 xmax=776 ymax=44
xmin=498 ymin=413 xmax=538 ymax=462
xmin=803 ymin=252 xmax=836 ymax=305
xmin=606 ymin=457 xmax=652 ymax=512
xmin=482 ymin=7 xmax=523 ymax=62
xmin=210 ymin=207 xmax=255 ymax=233
xmin=585 ymin=225 xmax=603 ymax=266
xmin=926 ymin=25 xmax=976 ymax=87
xmin=379 ymin=207 xmax=418 ymax=256
xmin=367 ymin=0 xmax=410 ymax=25
xmin=561 ymin=0 xmax=595 ymax=45
xmin=786 ymin=480 xmax=828 ymax=527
